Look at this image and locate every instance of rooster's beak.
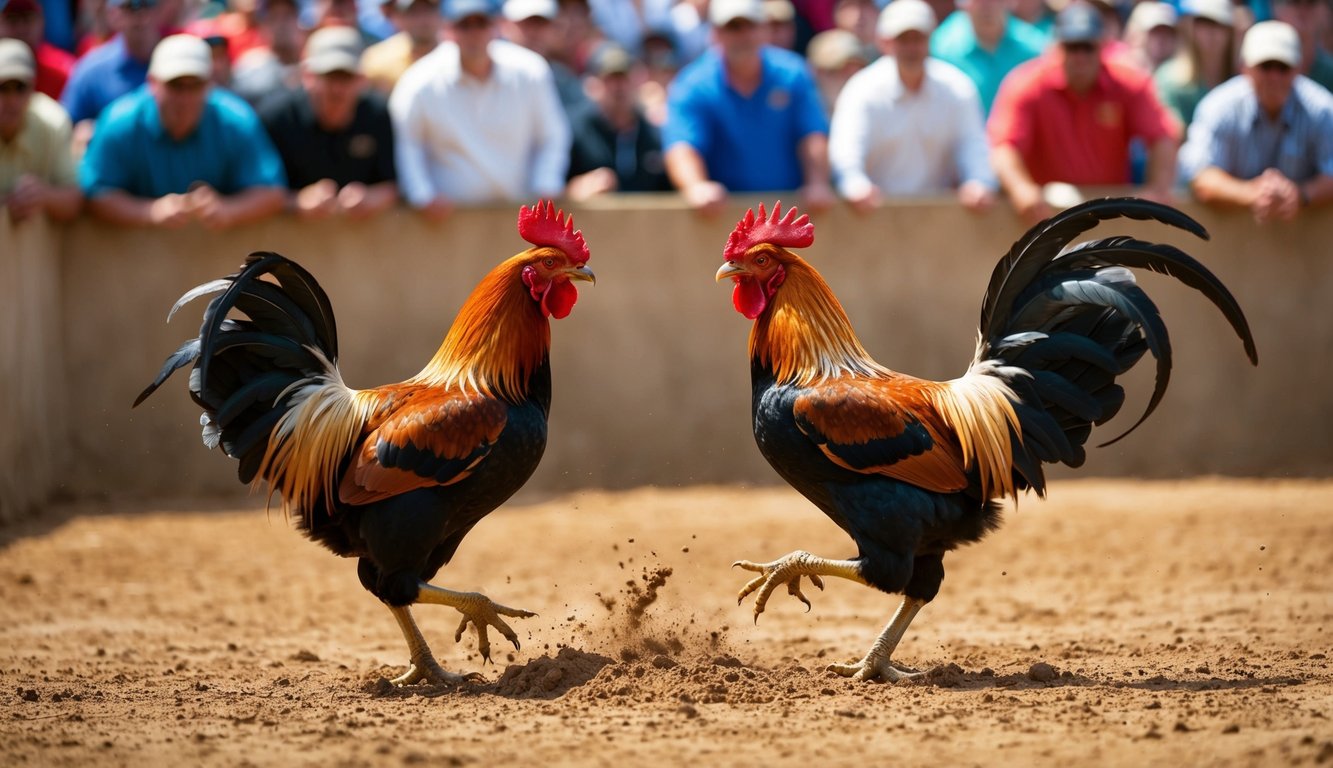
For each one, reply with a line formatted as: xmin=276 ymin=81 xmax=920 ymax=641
xmin=565 ymin=265 xmax=596 ymax=285
xmin=715 ymin=261 xmax=746 ymax=282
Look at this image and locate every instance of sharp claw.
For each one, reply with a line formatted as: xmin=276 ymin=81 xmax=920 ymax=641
xmin=811 ymin=575 xmax=825 ymax=590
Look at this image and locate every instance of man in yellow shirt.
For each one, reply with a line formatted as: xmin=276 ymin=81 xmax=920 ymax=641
xmin=362 ymin=0 xmax=442 ymax=95
xmin=0 ymin=38 xmax=81 ymax=222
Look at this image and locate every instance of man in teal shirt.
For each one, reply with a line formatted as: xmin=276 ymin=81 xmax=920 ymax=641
xmin=930 ymin=0 xmax=1048 ymax=115
xmin=81 ymin=34 xmax=287 ymax=228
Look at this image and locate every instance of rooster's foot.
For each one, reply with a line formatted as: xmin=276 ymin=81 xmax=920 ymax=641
xmin=827 ymin=655 xmax=923 ymax=684
xmin=733 ymin=551 xmax=830 ymax=621
xmin=390 ymin=654 xmax=485 ymax=687
xmin=414 ymin=583 xmax=537 ymax=664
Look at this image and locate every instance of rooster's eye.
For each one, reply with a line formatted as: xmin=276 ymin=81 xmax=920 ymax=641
xmin=755 ymin=256 xmax=768 ymax=266
xmin=543 ymin=258 xmax=556 ymax=268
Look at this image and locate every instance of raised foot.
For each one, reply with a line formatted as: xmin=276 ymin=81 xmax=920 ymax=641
xmin=450 ymin=593 xmax=538 ymax=664
xmin=827 ymin=657 xmax=923 ymax=684
xmin=732 ymin=550 xmax=827 ymax=622
xmin=390 ymin=655 xmax=485 ymax=687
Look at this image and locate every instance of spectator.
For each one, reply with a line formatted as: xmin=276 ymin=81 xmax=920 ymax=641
xmin=1124 ymin=2 xmax=1178 ymax=73
xmin=184 ymin=18 xmax=235 ymax=89
xmin=806 ymin=27 xmax=870 ymax=110
xmin=80 ymin=34 xmax=287 ymax=228
xmin=1155 ymin=0 xmax=1237 ymax=126
xmin=232 ymin=0 xmax=305 ymax=106
xmin=1271 ymin=0 xmax=1333 ymax=91
xmin=259 ymin=25 xmax=398 ymax=220
xmin=0 ymin=38 xmax=81 ymax=221
xmin=362 ymin=0 xmax=441 ymax=95
xmin=1181 ymin=21 xmax=1333 ymax=221
xmin=663 ymin=0 xmax=834 ymax=216
xmin=566 ymin=43 xmax=671 ymax=200
xmin=311 ymin=0 xmax=385 ymax=47
xmin=501 ymin=0 xmax=589 ymax=114
xmin=989 ymin=3 xmax=1181 ymax=224
xmin=1010 ymin=0 xmax=1055 ymax=38
xmin=588 ymin=0 xmax=673 ymax=56
xmin=930 ymin=0 xmax=1047 ymax=115
xmin=0 ymin=0 xmax=75 ymax=100
xmin=637 ymin=27 xmax=680 ymax=126
xmin=763 ymin=0 xmax=799 ymax=50
xmin=833 ymin=0 xmax=879 ymax=47
xmin=830 ymin=0 xmax=995 ymax=212
xmin=389 ymin=0 xmax=570 ymax=219
xmin=61 ymin=0 xmax=164 ymax=126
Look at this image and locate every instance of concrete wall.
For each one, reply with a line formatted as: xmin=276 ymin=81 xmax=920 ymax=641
xmin=4 ymin=196 xmax=1328 ymax=517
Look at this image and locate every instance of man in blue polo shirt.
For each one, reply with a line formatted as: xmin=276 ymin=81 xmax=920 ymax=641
xmin=662 ymin=0 xmax=834 ymax=216
xmin=61 ymin=0 xmax=163 ymax=126
xmin=81 ymin=34 xmax=288 ymax=229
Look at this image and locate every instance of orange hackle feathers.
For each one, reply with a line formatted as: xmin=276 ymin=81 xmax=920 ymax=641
xmin=518 ymin=200 xmax=589 ymax=264
xmin=725 ymin=201 xmax=815 ymax=262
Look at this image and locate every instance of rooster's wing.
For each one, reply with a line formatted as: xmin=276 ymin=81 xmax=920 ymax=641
xmin=792 ymin=377 xmax=969 ymax=494
xmin=338 ymin=386 xmax=509 ymax=505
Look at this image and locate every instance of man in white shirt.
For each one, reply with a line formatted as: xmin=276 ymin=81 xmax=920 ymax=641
xmin=389 ymin=0 xmax=571 ymax=220
xmin=829 ymin=0 xmax=997 ymax=213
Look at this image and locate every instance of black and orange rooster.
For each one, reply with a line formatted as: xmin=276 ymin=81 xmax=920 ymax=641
xmin=135 ymin=201 xmax=594 ymax=685
xmin=715 ymin=199 xmax=1257 ymax=682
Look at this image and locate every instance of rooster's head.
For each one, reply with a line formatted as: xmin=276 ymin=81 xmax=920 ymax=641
xmin=516 ymin=200 xmax=596 ymax=319
xmin=715 ymin=202 xmax=814 ymax=319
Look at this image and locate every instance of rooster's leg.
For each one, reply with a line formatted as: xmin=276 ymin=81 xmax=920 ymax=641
xmin=733 ymin=550 xmax=868 ymax=621
xmin=413 ymin=582 xmax=537 ymax=664
xmin=387 ymin=605 xmax=482 ymax=686
xmin=827 ymin=596 xmax=927 ymax=683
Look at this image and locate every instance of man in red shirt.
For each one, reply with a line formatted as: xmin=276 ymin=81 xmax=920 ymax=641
xmin=0 ymin=0 xmax=75 ymax=100
xmin=988 ymin=2 xmax=1180 ymax=223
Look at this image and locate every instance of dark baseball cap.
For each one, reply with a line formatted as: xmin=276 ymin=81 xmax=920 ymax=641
xmin=1055 ymin=2 xmax=1103 ymax=43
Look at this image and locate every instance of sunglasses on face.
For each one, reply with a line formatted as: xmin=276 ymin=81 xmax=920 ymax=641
xmin=164 ymin=77 xmax=208 ymax=92
xmin=455 ymin=15 xmax=491 ymax=30
xmin=1256 ymin=60 xmax=1294 ymax=73
xmin=0 ymin=80 xmax=33 ymax=94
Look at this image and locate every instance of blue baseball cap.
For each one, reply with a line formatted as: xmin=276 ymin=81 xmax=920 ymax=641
xmin=445 ymin=0 xmax=494 ymax=21
xmin=1055 ymin=3 xmax=1103 ymax=44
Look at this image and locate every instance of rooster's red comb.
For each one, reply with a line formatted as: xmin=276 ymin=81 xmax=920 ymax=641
xmin=724 ymin=201 xmax=815 ymax=261
xmin=518 ymin=200 xmax=590 ymax=264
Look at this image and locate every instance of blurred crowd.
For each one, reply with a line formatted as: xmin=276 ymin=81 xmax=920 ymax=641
xmin=1 ymin=0 xmax=1330 ymax=228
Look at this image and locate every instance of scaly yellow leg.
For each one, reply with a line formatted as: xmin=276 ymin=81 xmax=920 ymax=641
xmin=386 ymin=604 xmax=482 ymax=686
xmin=828 ymin=596 xmax=927 ymax=683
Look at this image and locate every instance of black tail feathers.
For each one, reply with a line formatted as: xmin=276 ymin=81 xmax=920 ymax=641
xmin=977 ymin=198 xmax=1258 ymax=492
xmin=134 ymin=253 xmax=340 ymax=484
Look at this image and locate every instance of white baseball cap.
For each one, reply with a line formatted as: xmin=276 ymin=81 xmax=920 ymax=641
xmin=0 ymin=37 xmax=36 ymax=84
xmin=502 ymin=0 xmax=556 ymax=22
xmin=148 ymin=34 xmax=212 ymax=82
xmin=877 ymin=0 xmax=937 ymax=39
xmin=1181 ymin=0 xmax=1233 ymax=26
xmin=710 ymin=0 xmax=765 ymax=26
xmin=1127 ymin=1 xmax=1177 ymax=34
xmin=1241 ymin=20 xmax=1301 ymax=68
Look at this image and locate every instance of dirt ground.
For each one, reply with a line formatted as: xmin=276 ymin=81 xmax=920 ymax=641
xmin=2 ymin=479 xmax=1330 ymax=767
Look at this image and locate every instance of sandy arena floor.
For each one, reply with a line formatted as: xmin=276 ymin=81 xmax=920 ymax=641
xmin=2 ymin=479 xmax=1331 ymax=767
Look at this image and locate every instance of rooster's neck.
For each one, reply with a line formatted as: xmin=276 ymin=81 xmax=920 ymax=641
xmin=751 ymin=259 xmax=890 ymax=386
xmin=413 ymin=259 xmax=550 ymax=401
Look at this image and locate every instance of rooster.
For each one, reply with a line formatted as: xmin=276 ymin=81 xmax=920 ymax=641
xmin=134 ymin=201 xmax=594 ymax=686
xmin=714 ymin=199 xmax=1257 ymax=682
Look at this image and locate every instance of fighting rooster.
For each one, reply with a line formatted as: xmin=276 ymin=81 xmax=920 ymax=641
xmin=715 ymin=199 xmax=1257 ymax=682
xmin=135 ymin=202 xmax=594 ymax=685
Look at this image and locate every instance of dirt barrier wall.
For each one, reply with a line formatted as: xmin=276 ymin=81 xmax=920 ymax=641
xmin=3 ymin=195 xmax=1327 ymax=518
